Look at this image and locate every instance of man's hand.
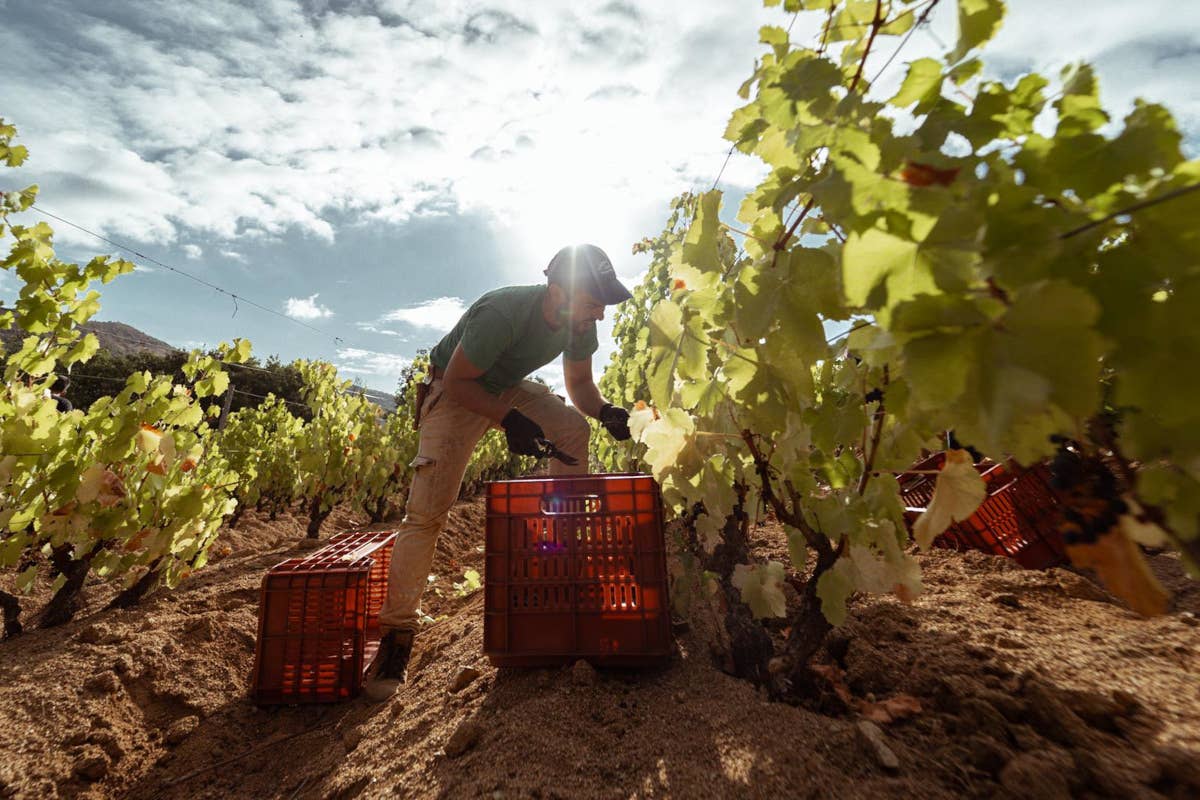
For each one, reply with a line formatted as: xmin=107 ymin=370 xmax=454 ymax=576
xmin=598 ymin=403 xmax=631 ymax=441
xmin=502 ymin=409 xmax=545 ymax=456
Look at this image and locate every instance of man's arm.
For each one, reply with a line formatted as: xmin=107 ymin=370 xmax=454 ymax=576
xmin=442 ymin=344 xmax=512 ymax=423
xmin=563 ymin=355 xmax=606 ymax=418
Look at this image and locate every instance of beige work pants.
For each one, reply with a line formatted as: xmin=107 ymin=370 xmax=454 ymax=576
xmin=378 ymin=378 xmax=589 ymax=632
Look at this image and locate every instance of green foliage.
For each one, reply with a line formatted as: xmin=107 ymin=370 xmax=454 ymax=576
xmin=600 ymin=1 xmax=1200 ymax=689
xmin=593 ymin=194 xmax=702 ymax=473
xmin=294 ymin=361 xmax=373 ymax=533
xmin=219 ymin=396 xmax=304 ymax=519
xmin=0 ymin=120 xmax=242 ymax=605
xmin=452 ymin=568 xmax=482 ymax=598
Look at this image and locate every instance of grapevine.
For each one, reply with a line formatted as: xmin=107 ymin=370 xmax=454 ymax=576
xmin=601 ymin=0 xmax=1200 ymax=694
xmin=1 ymin=118 xmax=255 ymax=625
xmin=219 ymin=396 xmax=304 ymax=526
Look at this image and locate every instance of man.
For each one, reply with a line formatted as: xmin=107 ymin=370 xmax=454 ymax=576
xmin=365 ymin=243 xmax=634 ymax=700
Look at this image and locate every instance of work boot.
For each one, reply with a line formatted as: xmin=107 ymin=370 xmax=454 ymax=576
xmin=363 ymin=629 xmax=414 ymax=702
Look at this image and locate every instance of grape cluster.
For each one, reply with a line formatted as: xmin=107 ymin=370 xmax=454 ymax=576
xmin=1050 ymin=441 xmax=1126 ymax=545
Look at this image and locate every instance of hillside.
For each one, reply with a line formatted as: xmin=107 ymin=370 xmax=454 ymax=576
xmin=0 ymin=320 xmax=179 ymax=358
xmin=1 ymin=500 xmax=1197 ymax=800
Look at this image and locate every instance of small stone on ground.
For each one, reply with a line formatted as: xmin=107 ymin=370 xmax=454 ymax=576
xmin=163 ymin=715 xmax=200 ymax=746
xmin=444 ymin=718 xmax=482 ymax=758
xmin=72 ymin=747 xmax=109 ymax=781
xmin=448 ymin=666 xmax=481 ymax=694
xmin=856 ymin=720 xmax=899 ymax=771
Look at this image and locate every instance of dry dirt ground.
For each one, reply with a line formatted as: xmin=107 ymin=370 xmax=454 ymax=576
xmin=1 ymin=500 xmax=1198 ymax=800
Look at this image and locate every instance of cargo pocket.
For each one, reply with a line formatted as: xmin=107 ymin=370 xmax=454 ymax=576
xmin=416 ymin=382 xmax=444 ymax=430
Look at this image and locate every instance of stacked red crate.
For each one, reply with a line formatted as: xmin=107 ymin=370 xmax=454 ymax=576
xmin=484 ymin=473 xmax=671 ymax=667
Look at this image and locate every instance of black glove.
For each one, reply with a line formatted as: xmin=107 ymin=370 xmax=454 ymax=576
xmin=598 ymin=403 xmax=631 ymax=441
xmin=502 ymin=409 xmax=545 ymax=456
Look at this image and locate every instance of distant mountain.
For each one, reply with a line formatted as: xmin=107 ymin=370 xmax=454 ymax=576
xmin=349 ymin=384 xmax=397 ymax=413
xmin=0 ymin=320 xmax=179 ymax=358
xmin=1 ymin=320 xmax=400 ymax=413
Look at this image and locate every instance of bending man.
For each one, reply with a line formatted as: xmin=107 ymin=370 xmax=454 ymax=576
xmin=366 ymin=243 xmax=634 ymax=700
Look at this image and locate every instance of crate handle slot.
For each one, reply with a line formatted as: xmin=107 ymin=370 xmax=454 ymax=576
xmin=340 ymin=542 xmax=384 ymax=562
xmin=985 ymin=477 xmax=1020 ymax=498
xmin=539 ymin=494 xmax=604 ymax=516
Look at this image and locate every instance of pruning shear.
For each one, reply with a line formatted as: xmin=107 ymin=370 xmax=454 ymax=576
xmin=534 ymin=436 xmax=578 ymax=466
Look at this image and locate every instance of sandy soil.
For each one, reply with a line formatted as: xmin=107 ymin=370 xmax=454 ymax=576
xmin=1 ymin=501 xmax=1197 ymax=800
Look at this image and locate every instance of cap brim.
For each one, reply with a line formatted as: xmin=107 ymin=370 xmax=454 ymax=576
xmin=595 ymin=278 xmax=633 ymax=305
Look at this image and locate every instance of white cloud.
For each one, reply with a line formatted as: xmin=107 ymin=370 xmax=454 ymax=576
xmin=335 ymin=347 xmax=410 ymax=388
xmin=381 ymin=296 xmax=467 ymax=331
xmin=284 ymin=293 xmax=334 ymax=320
xmin=219 ymin=249 xmax=247 ymax=263
xmin=356 ymin=321 xmax=406 ymax=338
xmin=182 ymin=244 xmax=202 ymax=259
xmin=2 ymin=0 xmax=1196 ymax=264
xmin=0 ymin=0 xmax=794 ymax=256
xmin=532 ymin=361 xmax=566 ymax=394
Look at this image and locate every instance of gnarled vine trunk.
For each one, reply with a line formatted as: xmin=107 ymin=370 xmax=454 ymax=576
xmin=0 ymin=589 xmax=22 ymax=640
xmin=693 ymin=487 xmax=776 ymax=685
xmin=37 ymin=543 xmax=100 ymax=628
xmin=307 ymin=494 xmax=332 ymax=539
xmin=106 ymin=557 xmax=163 ymax=609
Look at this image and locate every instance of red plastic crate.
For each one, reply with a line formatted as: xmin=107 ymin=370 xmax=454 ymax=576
xmin=251 ymin=530 xmax=397 ymax=704
xmin=484 ymin=473 xmax=671 ymax=667
xmin=899 ymin=454 xmax=1067 ymax=570
xmin=327 ymin=529 xmax=396 ymax=632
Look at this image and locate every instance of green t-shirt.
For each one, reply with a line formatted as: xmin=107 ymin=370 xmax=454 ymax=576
xmin=428 ymin=285 xmax=599 ymax=395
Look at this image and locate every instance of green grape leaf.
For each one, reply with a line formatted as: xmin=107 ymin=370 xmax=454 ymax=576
xmin=681 ymin=191 xmax=726 ymax=277
xmin=695 ymin=513 xmax=724 ymax=554
xmin=63 ymin=332 xmax=100 ymax=366
xmin=731 ymin=561 xmax=788 ymax=618
xmin=890 ymin=58 xmax=943 ymax=112
xmin=642 ymin=408 xmax=696 ymax=473
xmin=15 ymin=565 xmax=38 ymax=594
xmin=842 ymin=228 xmax=937 ymax=310
xmin=816 ymin=559 xmax=856 ymax=626
xmin=951 ymin=0 xmax=1006 ymax=63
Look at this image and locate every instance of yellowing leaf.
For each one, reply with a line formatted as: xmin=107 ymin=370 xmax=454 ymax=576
xmin=912 ymin=450 xmax=986 ymax=548
xmin=1066 ymin=529 xmax=1170 ymax=617
xmin=629 ymin=404 xmax=656 ymax=442
xmin=859 ymin=694 xmax=923 ymax=724
xmin=158 ymin=431 xmax=177 ymax=464
xmin=134 ymin=424 xmax=162 ymax=454
xmin=641 ymin=408 xmax=695 ymax=473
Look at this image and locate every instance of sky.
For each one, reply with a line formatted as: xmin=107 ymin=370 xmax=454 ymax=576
xmin=1 ymin=0 xmax=1198 ymax=396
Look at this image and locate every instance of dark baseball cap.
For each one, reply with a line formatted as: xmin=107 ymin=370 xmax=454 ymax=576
xmin=544 ymin=244 xmax=633 ymax=305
